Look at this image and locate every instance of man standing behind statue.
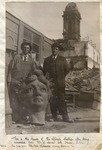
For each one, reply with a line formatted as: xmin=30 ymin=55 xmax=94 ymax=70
xmin=43 ymin=42 xmax=73 ymax=122
xmin=7 ymin=42 xmax=37 ymax=123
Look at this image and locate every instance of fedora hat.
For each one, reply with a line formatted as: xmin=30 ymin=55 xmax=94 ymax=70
xmin=51 ymin=42 xmax=64 ymax=51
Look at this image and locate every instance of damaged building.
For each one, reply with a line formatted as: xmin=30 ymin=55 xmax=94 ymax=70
xmin=57 ymin=2 xmax=100 ymax=70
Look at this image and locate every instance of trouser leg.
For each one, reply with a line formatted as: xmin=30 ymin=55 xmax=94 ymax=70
xmin=11 ymin=92 xmax=21 ymax=122
xmin=10 ymin=85 xmax=23 ymax=123
xmin=50 ymin=96 xmax=58 ymax=120
xmin=57 ymin=92 xmax=69 ymax=121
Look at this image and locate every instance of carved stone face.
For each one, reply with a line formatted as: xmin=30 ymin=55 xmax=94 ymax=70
xmin=23 ymin=79 xmax=49 ymax=125
xmin=25 ymin=79 xmax=48 ymax=112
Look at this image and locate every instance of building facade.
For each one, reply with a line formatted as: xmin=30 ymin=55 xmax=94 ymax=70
xmin=6 ymin=11 xmax=52 ymax=69
xmin=60 ymin=41 xmax=100 ymax=69
xmin=58 ymin=2 xmax=100 ymax=70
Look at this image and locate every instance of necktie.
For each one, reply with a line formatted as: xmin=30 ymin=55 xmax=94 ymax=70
xmin=24 ymin=55 xmax=26 ymax=61
xmin=52 ymin=56 xmax=56 ymax=60
xmin=23 ymin=55 xmax=27 ymax=61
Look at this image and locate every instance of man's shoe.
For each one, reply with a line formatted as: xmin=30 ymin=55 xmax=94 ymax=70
xmin=63 ymin=119 xmax=74 ymax=123
xmin=49 ymin=118 xmax=54 ymax=122
xmin=53 ymin=118 xmax=58 ymax=121
xmin=48 ymin=118 xmax=57 ymax=122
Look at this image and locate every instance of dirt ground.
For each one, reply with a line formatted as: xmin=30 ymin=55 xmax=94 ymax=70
xmin=6 ymin=107 xmax=100 ymax=134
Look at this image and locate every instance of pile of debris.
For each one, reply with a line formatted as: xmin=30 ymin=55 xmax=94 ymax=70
xmin=65 ymin=68 xmax=100 ymax=93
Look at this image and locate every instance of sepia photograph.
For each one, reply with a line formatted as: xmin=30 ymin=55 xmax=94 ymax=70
xmin=5 ymin=2 xmax=100 ymax=134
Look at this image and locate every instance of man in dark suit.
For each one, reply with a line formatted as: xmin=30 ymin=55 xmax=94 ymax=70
xmin=43 ymin=42 xmax=72 ymax=122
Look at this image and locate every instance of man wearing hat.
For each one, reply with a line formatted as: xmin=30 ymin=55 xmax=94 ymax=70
xmin=43 ymin=42 xmax=72 ymax=122
xmin=7 ymin=42 xmax=37 ymax=123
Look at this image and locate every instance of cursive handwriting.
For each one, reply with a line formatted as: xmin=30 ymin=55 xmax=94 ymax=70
xmin=10 ymin=136 xmax=90 ymax=148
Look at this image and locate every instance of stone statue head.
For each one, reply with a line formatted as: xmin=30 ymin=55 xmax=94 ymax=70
xmin=20 ymin=69 xmax=50 ymax=125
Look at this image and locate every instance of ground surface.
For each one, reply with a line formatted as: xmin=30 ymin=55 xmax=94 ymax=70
xmin=6 ymin=108 xmax=100 ymax=134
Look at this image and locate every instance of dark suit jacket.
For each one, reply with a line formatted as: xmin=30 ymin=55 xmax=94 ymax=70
xmin=43 ymin=55 xmax=69 ymax=91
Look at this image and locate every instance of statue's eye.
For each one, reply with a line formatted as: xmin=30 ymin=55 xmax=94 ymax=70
xmin=26 ymin=87 xmax=33 ymax=93
xmin=40 ymin=87 xmax=47 ymax=92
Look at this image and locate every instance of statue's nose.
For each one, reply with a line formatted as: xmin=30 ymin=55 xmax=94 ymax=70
xmin=35 ymin=88 xmax=41 ymax=96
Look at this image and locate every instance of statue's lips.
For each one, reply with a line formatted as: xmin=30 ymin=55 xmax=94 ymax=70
xmin=33 ymin=97 xmax=43 ymax=103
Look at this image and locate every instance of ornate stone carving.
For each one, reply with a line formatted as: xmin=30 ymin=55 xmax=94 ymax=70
xmin=20 ymin=70 xmax=50 ymax=125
